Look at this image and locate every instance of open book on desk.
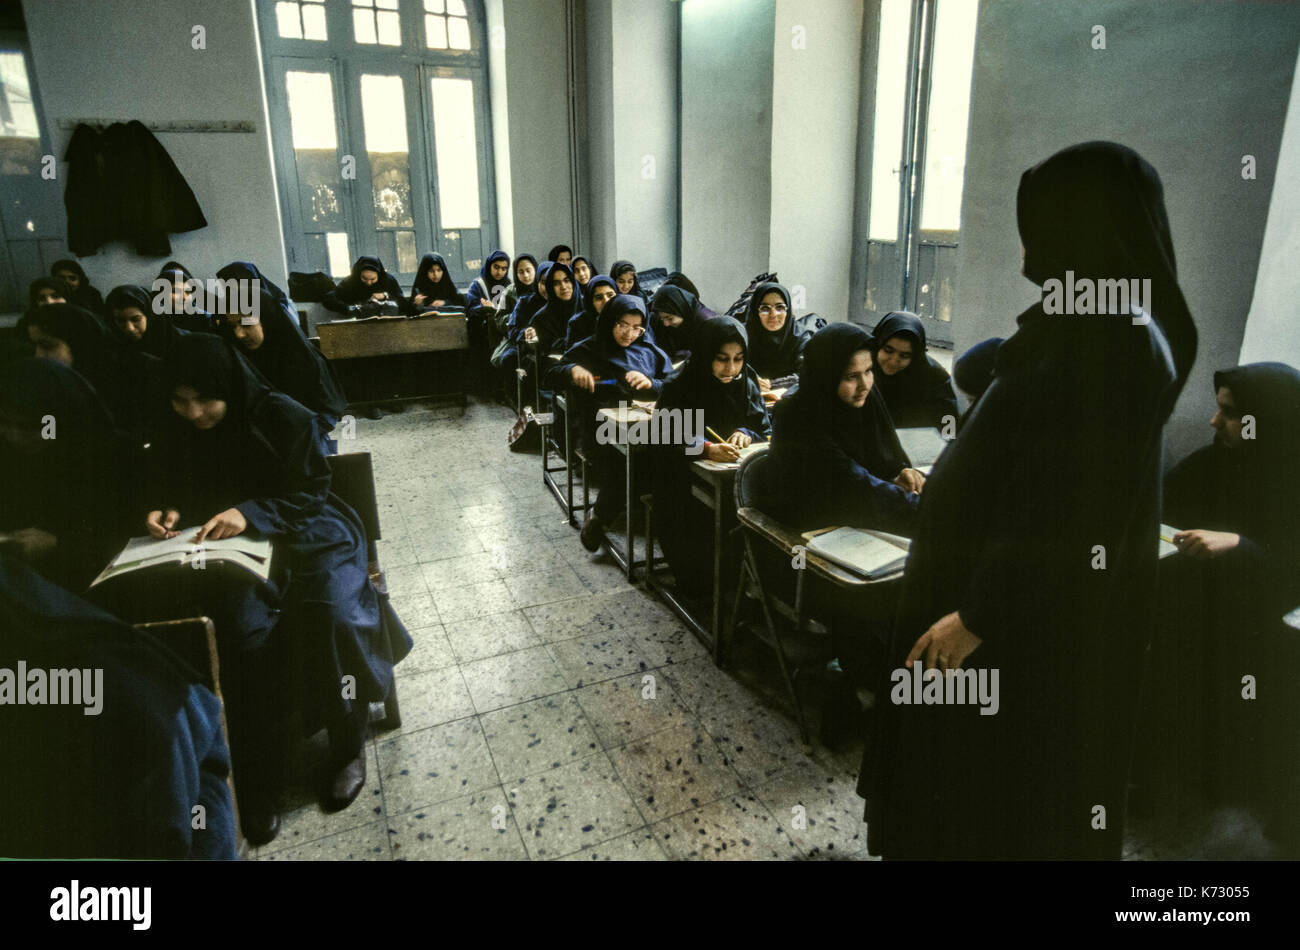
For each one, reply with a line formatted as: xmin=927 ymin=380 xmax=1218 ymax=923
xmin=90 ymin=533 xmax=273 ymax=588
xmin=895 ymin=426 xmax=948 ymax=468
xmin=694 ymin=442 xmax=767 ymax=472
xmin=1159 ymin=524 xmax=1181 ymax=559
xmin=800 ymin=526 xmax=911 ymax=579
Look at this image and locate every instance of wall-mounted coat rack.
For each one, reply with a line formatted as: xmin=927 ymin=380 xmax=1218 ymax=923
xmin=57 ymin=118 xmax=255 ymax=133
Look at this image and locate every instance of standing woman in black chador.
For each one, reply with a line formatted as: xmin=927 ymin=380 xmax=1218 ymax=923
xmin=410 ymin=252 xmax=467 ymax=311
xmin=869 ymin=311 xmax=959 ymax=429
xmin=651 ymin=316 xmax=770 ymax=596
xmin=742 ymin=280 xmax=812 ymax=393
xmin=144 ymin=334 xmax=410 ymax=843
xmin=864 ymin=141 xmax=1197 ymax=861
xmin=321 ymin=256 xmax=409 ymax=314
xmin=213 ymin=261 xmax=348 ymax=450
xmin=51 ymin=259 xmax=105 ymax=315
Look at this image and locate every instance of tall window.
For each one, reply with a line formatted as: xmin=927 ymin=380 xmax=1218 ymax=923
xmin=256 ymin=0 xmax=496 ymax=287
xmin=0 ymin=27 xmax=62 ymax=312
xmin=861 ymin=0 xmax=978 ymax=343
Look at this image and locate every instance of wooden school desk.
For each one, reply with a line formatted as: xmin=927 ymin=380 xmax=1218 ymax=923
xmin=316 ymin=312 xmax=470 ymax=405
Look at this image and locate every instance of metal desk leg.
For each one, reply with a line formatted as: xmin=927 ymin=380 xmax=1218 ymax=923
xmin=711 ymin=479 xmax=724 ymax=664
xmin=624 ymin=444 xmax=635 ymax=581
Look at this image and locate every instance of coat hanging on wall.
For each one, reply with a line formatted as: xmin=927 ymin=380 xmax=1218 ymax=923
xmin=63 ymin=120 xmax=208 ymax=257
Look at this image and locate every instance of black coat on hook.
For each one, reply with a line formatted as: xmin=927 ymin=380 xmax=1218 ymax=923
xmin=63 ymin=120 xmax=208 ymax=257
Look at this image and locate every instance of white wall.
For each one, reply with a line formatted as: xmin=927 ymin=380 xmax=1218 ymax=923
xmin=1239 ymin=48 xmax=1300 ymax=369
xmin=21 ymin=0 xmax=287 ymax=289
xmin=485 ymin=0 xmax=516 ymax=257
xmin=769 ymin=0 xmax=862 ymax=320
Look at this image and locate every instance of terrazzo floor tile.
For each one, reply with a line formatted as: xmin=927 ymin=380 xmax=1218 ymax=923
xmin=460 ymin=644 xmax=572 ymax=712
xmin=480 ymin=693 xmax=603 ymax=781
xmin=702 ymin=701 xmax=814 ymax=788
xmin=574 ymin=670 xmax=696 ymax=749
xmin=484 ymin=539 xmax=571 ymax=575
xmin=388 ymin=788 xmax=529 ymax=861
xmin=653 ymin=794 xmax=802 ymax=861
xmin=387 ymin=666 xmax=477 ymax=734
xmin=443 ymin=609 xmax=541 ymax=664
xmin=503 ymin=564 xmax=591 ymax=608
xmin=419 ymin=551 xmax=501 ymax=591
xmin=751 ymin=759 xmax=869 ymax=858
xmin=607 ymin=724 xmax=746 ymax=821
xmin=545 ymin=632 xmax=650 ymax=688
xmin=630 ymin=618 xmax=712 ymax=668
xmin=522 ymin=594 xmax=632 ymax=644
xmin=432 ymin=578 xmax=519 ymax=623
xmin=398 ymin=623 xmax=458 ymax=675
xmin=554 ymin=827 xmax=669 ymax=861
xmin=388 ymin=591 xmax=442 ymax=630
xmin=506 ymin=752 xmax=645 ymax=859
xmin=377 ymin=717 xmax=499 ymax=817
xmin=262 ymin=819 xmax=392 ymax=861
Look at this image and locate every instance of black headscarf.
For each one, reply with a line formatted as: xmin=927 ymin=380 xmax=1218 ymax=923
xmin=50 ymin=259 xmax=105 ymax=314
xmin=467 ymin=249 xmax=510 ymax=308
xmin=511 ymin=253 xmax=538 ymax=300
xmin=1014 ymin=139 xmax=1197 ymax=402
xmin=1211 ymin=362 xmax=1300 ymax=467
xmin=558 ymin=294 xmax=671 ymax=383
xmin=166 ymin=332 xmax=275 ymax=425
xmin=411 ymin=253 xmax=466 ymax=308
xmin=742 ymin=281 xmax=809 ymax=379
xmin=25 ymin=303 xmax=121 ymax=399
xmin=564 ymin=274 xmax=615 ymax=350
xmin=609 ymin=260 xmax=645 ymax=301
xmin=775 ymin=322 xmax=909 ymax=477
xmin=657 ymin=316 xmax=769 ymax=439
xmin=547 ymin=244 xmax=573 ymax=264
xmin=953 ymin=337 xmax=1004 ymax=400
xmin=570 ymin=256 xmax=594 ymax=294
xmin=27 ymin=276 xmax=71 ymax=308
xmin=106 ymin=284 xmax=185 ymax=360
xmin=649 ymin=284 xmax=704 ymax=362
xmin=214 ymin=261 xmax=348 ymax=418
xmin=326 ymin=255 xmax=405 ymax=309
xmin=869 ymin=311 xmax=957 ymax=428
xmin=528 ymin=261 xmax=584 ymax=352
xmin=663 ymin=272 xmax=718 ymax=318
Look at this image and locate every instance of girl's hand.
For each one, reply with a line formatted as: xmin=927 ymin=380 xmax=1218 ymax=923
xmin=728 ymin=431 xmax=752 ymax=448
xmin=195 ymin=508 xmax=247 ymax=543
xmin=146 ymin=509 xmax=181 ymax=539
xmin=571 ymin=366 xmax=596 ymax=393
xmin=413 ymin=293 xmax=427 ymax=307
xmin=758 ymin=377 xmax=772 ymax=392
xmin=893 ymin=468 xmax=926 ymax=494
xmin=906 ymin=611 xmax=982 ymax=671
xmin=705 ymin=442 xmax=741 ymax=463
xmin=1173 ymin=529 xmax=1240 ymax=559
xmin=431 ymin=298 xmax=446 ymax=307
xmin=370 ymin=291 xmax=388 ymax=301
xmin=480 ymin=298 xmax=493 ymax=308
xmin=625 ymin=371 xmax=653 ymax=391
xmin=523 ymin=326 xmax=538 ymax=344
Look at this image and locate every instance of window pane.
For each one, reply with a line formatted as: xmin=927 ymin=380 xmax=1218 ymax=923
xmin=326 ymin=232 xmax=352 ymax=277
xmin=377 ymin=0 xmax=400 ymax=9
xmin=285 ymin=71 xmax=337 ymax=149
xmin=919 ymin=0 xmax=978 ymax=232
xmin=0 ymin=52 xmax=40 ymax=138
xmin=361 ymin=74 xmax=413 ymax=229
xmin=868 ymin=0 xmax=911 ymax=242
xmin=429 ymin=77 xmax=481 ymax=229
xmin=275 ymin=2 xmax=303 ymax=39
xmin=396 ymin=230 xmax=418 ymax=274
xmin=353 ymin=9 xmax=377 ymax=44
xmin=377 ymin=10 xmax=401 ymax=45
xmin=302 ymin=3 xmax=328 ymax=41
xmin=447 ymin=0 xmax=467 ymax=15
xmin=426 ymin=15 xmax=447 ymax=48
xmin=285 ymin=71 xmax=345 ymax=233
xmin=425 ymin=0 xmax=445 ymax=12
xmin=448 ymin=17 xmax=471 ymax=49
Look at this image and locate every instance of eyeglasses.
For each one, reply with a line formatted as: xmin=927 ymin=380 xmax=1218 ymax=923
xmin=614 ymin=321 xmax=644 ymax=335
xmin=757 ymin=304 xmax=788 ymax=315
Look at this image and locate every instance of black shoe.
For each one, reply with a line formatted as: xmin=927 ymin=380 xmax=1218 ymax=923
xmin=580 ymin=515 xmax=605 ymax=553
xmin=323 ymin=752 xmax=367 ymax=812
xmin=241 ymin=806 xmax=281 ymax=847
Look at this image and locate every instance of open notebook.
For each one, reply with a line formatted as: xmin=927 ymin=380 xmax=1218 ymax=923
xmin=802 ymin=526 xmax=911 ymax=579
xmin=695 ymin=442 xmax=767 ymax=472
xmin=1159 ymin=524 xmax=1181 ymax=559
xmin=91 ymin=532 xmax=273 ymax=588
xmin=895 ymin=426 xmax=948 ymax=468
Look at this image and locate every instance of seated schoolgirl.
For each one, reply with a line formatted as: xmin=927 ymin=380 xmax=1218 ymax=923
xmin=742 ymin=280 xmax=813 ymax=394
xmin=106 ymin=284 xmax=189 ymax=361
xmin=466 ymin=250 xmax=511 ymax=311
xmin=544 ymin=294 xmax=671 ymax=552
xmin=214 ymin=262 xmax=349 ymax=448
xmin=563 ymin=274 xmax=617 ymax=352
xmin=571 ymin=256 xmax=594 ymax=297
xmin=321 ymin=256 xmax=409 ymax=315
xmin=51 ymin=259 xmax=105 ymax=315
xmin=869 ymin=311 xmax=959 ymax=429
xmin=610 ymin=260 xmax=650 ymax=306
xmin=143 ymin=334 xmax=411 ymax=842
xmin=156 ymin=261 xmax=218 ymax=333
xmin=649 ymin=284 xmax=706 ymax=363
xmin=520 ymin=260 xmax=583 ymax=363
xmin=651 ymin=316 xmax=771 ymax=596
xmin=662 ymin=271 xmax=718 ymax=319
xmin=410 ymin=252 xmax=468 ymax=311
xmin=547 ymin=244 xmax=574 ymax=266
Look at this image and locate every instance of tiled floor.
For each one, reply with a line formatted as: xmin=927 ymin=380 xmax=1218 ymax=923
xmin=251 ymin=396 xmax=1280 ymax=861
